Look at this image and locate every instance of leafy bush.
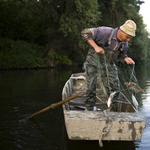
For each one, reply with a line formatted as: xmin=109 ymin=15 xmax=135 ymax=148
xmin=0 ymin=38 xmax=46 ymax=69
xmin=48 ymin=52 xmax=72 ymax=66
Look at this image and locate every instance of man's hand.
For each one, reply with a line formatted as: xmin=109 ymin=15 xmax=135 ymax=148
xmin=95 ymin=46 xmax=105 ymax=55
xmin=124 ymin=57 xmax=135 ymax=64
xmin=87 ymin=39 xmax=105 ymax=55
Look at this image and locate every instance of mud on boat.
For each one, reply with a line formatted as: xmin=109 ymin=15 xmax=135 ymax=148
xmin=62 ymin=73 xmax=146 ymax=146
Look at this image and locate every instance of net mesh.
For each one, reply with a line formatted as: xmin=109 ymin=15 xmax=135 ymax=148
xmin=95 ymin=47 xmax=140 ymax=106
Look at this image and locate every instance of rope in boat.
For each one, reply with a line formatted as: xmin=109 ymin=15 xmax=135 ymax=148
xmin=95 ymin=52 xmax=108 ymax=97
xmin=99 ymin=110 xmax=112 ymax=147
xmin=104 ymin=54 xmax=111 ymax=94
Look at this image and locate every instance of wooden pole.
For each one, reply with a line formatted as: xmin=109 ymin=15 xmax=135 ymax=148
xmin=27 ymin=90 xmax=86 ymax=119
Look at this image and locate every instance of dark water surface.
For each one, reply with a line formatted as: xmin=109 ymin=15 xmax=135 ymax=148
xmin=0 ymin=65 xmax=150 ymax=150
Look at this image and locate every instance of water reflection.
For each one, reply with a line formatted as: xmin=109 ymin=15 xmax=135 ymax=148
xmin=134 ymin=64 xmax=150 ymax=150
xmin=0 ymin=65 xmax=150 ymax=150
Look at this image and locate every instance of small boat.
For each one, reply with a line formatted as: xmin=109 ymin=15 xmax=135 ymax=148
xmin=62 ymin=73 xmax=146 ymax=146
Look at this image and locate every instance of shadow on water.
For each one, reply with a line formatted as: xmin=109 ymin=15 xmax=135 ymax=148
xmin=27 ymin=117 xmax=60 ymax=149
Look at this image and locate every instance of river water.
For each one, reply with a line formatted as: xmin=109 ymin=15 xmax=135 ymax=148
xmin=0 ymin=64 xmax=150 ymax=150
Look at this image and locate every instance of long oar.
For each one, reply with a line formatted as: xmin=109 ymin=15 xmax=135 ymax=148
xmin=27 ymin=90 xmax=86 ymax=119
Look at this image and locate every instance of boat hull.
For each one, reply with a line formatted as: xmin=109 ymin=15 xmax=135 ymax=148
xmin=63 ymin=109 xmax=145 ymax=141
xmin=62 ymin=73 xmax=146 ymax=142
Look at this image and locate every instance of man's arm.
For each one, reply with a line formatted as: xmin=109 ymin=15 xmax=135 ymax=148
xmin=81 ymin=27 xmax=117 ymax=55
xmin=87 ymin=39 xmax=105 ymax=55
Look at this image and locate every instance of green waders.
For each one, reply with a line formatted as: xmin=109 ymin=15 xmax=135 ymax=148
xmin=84 ymin=46 xmax=120 ymax=107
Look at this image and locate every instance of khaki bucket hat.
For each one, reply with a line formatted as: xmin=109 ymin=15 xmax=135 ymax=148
xmin=120 ymin=20 xmax=136 ymax=37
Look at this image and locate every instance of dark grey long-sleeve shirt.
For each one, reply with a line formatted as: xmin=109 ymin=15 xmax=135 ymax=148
xmin=81 ymin=27 xmax=128 ymax=59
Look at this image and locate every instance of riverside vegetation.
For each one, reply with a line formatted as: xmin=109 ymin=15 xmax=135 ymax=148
xmin=0 ymin=0 xmax=150 ymax=69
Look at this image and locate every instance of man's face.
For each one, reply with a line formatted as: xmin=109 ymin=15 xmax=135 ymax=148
xmin=120 ymin=30 xmax=132 ymax=42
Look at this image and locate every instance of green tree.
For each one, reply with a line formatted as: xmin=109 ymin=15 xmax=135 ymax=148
xmin=0 ymin=0 xmax=149 ymax=69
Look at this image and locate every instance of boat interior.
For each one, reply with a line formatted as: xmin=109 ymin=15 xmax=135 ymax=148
xmin=62 ymin=73 xmax=137 ymax=113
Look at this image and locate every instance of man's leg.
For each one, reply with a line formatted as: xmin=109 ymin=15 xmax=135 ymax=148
xmin=84 ymin=63 xmax=97 ymax=106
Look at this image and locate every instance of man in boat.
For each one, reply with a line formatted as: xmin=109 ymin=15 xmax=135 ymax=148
xmin=81 ymin=20 xmax=136 ymax=107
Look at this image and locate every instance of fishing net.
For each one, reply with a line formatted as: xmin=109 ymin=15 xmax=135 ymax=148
xmin=87 ymin=46 xmax=142 ymax=109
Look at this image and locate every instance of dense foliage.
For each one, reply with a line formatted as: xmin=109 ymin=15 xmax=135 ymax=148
xmin=0 ymin=0 xmax=149 ymax=69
